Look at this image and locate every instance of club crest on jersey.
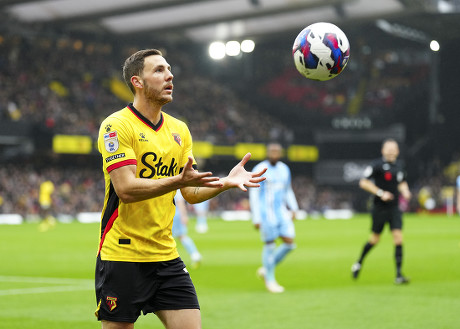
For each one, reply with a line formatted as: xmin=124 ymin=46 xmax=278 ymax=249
xmin=104 ymin=131 xmax=119 ymax=153
xmin=172 ymin=133 xmax=181 ymax=146
xmin=106 ymin=296 xmax=117 ymax=311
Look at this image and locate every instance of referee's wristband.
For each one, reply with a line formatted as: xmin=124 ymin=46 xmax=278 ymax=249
xmin=376 ymin=189 xmax=384 ymax=197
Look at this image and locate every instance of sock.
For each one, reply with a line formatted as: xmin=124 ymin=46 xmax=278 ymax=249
xmin=358 ymin=242 xmax=374 ymax=264
xmin=196 ymin=215 xmax=207 ymax=226
xmin=263 ymin=242 xmax=276 ymax=282
xmin=273 ymin=243 xmax=296 ymax=266
xmin=180 ymin=236 xmax=200 ymax=259
xmin=395 ymin=244 xmax=403 ymax=277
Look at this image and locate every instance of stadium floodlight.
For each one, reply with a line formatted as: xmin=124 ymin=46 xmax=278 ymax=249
xmin=430 ymin=40 xmax=440 ymax=51
xmin=241 ymin=39 xmax=255 ymax=53
xmin=209 ymin=41 xmax=226 ymax=60
xmin=375 ymin=19 xmax=429 ymax=44
xmin=225 ymin=41 xmax=241 ymax=56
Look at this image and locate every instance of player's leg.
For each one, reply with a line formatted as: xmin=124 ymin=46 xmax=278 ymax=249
xmin=146 ymin=258 xmax=201 ymax=327
xmin=95 ymin=257 xmax=145 ymax=326
xmin=194 ymin=201 xmax=209 ymax=234
xmin=274 ymin=236 xmax=295 ymax=265
xmin=257 ymin=223 xmax=284 ymax=292
xmin=391 ymin=229 xmax=404 ymax=277
xmin=390 ymin=209 xmax=409 ymax=284
xmin=38 ymin=204 xmax=56 ymax=232
xmin=179 ymin=235 xmax=202 ymax=269
xmin=101 ymin=320 xmax=134 ymax=329
xmin=260 ymin=241 xmax=285 ymax=293
xmin=351 ymin=208 xmax=384 ymax=279
xmin=392 ymin=229 xmax=409 ymax=284
xmin=262 ymin=240 xmax=277 ymax=283
xmin=173 ymin=215 xmax=202 ymax=268
xmin=273 ymin=217 xmax=296 ymax=266
xmin=156 ymin=309 xmax=201 ymax=329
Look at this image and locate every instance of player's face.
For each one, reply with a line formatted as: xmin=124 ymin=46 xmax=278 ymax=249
xmin=381 ymin=141 xmax=399 ymax=163
xmin=141 ymin=55 xmax=174 ymax=105
xmin=267 ymin=144 xmax=282 ymax=165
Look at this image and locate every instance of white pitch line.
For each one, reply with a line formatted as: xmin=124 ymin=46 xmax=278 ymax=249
xmin=0 ymin=284 xmax=93 ymax=296
xmin=0 ymin=275 xmax=93 ymax=285
xmin=0 ymin=275 xmax=93 ymax=296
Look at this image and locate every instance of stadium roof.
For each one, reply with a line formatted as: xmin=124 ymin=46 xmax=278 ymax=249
xmin=2 ymin=0 xmax=460 ymax=43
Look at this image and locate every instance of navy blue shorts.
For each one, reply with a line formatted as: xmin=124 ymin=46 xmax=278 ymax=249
xmin=371 ymin=205 xmax=402 ymax=234
xmin=95 ymin=256 xmax=199 ymax=323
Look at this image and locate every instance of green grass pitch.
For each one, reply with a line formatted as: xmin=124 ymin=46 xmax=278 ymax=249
xmin=0 ymin=213 xmax=459 ymax=329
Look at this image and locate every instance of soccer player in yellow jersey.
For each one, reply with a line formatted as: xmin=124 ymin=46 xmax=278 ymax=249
xmin=38 ymin=179 xmax=56 ymax=232
xmin=95 ymin=49 xmax=266 ymax=329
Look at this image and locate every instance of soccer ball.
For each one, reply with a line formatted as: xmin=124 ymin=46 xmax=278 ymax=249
xmin=292 ymin=22 xmax=350 ymax=81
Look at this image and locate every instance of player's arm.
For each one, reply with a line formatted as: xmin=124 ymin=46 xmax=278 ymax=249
xmin=109 ymin=157 xmax=222 ymax=204
xmin=181 ymin=153 xmax=267 ymax=204
xmin=286 ymin=185 xmax=299 ymax=220
xmin=359 ymin=178 xmax=393 ymax=201
xmin=398 ymin=181 xmax=412 ymax=200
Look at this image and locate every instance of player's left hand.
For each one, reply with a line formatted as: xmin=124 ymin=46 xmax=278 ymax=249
xmin=225 ymin=153 xmax=267 ymax=192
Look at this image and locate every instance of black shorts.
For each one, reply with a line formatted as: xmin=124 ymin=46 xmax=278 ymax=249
xmin=95 ymin=256 xmax=199 ymax=323
xmin=371 ymin=205 xmax=402 ymax=234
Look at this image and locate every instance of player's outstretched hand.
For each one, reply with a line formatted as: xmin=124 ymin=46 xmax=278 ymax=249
xmin=181 ymin=157 xmax=223 ymax=188
xmin=226 ymin=153 xmax=267 ymax=192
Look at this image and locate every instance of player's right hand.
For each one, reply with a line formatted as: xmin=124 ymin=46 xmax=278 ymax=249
xmin=181 ymin=157 xmax=223 ymax=188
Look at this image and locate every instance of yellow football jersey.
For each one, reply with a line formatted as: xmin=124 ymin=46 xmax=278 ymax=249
xmin=39 ymin=180 xmax=55 ymax=208
xmin=97 ymin=104 xmax=196 ymax=262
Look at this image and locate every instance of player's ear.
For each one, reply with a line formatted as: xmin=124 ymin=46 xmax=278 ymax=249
xmin=131 ymin=76 xmax=143 ymax=89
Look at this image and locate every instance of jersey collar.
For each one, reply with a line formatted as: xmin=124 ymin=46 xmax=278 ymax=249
xmin=127 ymin=103 xmax=164 ymax=132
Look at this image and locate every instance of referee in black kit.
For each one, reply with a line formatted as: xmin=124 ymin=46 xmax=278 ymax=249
xmin=351 ymin=138 xmax=412 ymax=284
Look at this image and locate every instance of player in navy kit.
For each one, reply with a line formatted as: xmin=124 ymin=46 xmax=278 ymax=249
xmin=351 ymin=139 xmax=412 ymax=284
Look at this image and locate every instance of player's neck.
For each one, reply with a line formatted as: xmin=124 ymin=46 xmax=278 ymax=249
xmin=133 ymin=98 xmax=163 ymax=125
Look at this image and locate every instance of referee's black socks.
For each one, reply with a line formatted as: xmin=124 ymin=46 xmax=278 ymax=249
xmin=395 ymin=244 xmax=403 ymax=276
xmin=358 ymin=242 xmax=374 ymax=264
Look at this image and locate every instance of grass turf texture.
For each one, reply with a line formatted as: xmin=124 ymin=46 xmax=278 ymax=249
xmin=0 ymin=213 xmax=459 ymax=329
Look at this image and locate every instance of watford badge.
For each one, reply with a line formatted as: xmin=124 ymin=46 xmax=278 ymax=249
xmin=106 ymin=296 xmax=117 ymax=311
xmin=172 ymin=133 xmax=182 ymax=146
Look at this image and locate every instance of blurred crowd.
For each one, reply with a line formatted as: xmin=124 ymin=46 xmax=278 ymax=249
xmin=259 ymin=42 xmax=431 ymax=124
xmin=0 ymin=30 xmax=293 ymax=145
xmin=0 ymin=165 xmax=104 ymax=218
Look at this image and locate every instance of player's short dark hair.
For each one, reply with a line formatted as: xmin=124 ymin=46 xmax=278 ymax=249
xmin=382 ymin=138 xmax=398 ymax=148
xmin=123 ymin=49 xmax=163 ymax=94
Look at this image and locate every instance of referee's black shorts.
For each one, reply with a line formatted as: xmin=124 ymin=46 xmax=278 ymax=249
xmin=95 ymin=256 xmax=199 ymax=323
xmin=371 ymin=204 xmax=402 ymax=234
